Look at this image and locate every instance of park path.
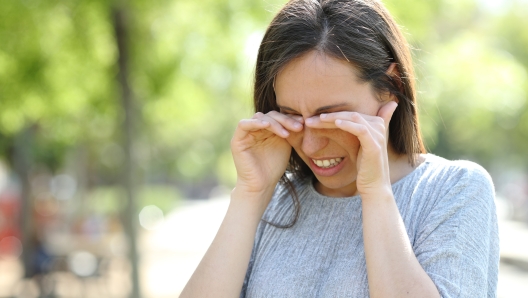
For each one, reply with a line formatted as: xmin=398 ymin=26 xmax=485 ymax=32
xmin=141 ymin=196 xmax=528 ymax=298
xmin=0 ymin=195 xmax=524 ymax=297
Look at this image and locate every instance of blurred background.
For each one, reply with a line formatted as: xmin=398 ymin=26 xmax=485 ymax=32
xmin=0 ymin=0 xmax=527 ymax=297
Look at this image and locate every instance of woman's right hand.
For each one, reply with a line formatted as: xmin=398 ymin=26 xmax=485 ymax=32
xmin=231 ymin=111 xmax=303 ymax=196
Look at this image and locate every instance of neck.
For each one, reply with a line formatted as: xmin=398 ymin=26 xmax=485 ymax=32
xmin=387 ymin=146 xmax=423 ymax=184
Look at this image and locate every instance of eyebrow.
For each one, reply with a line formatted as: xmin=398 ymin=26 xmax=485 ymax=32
xmin=278 ymin=102 xmax=350 ymax=115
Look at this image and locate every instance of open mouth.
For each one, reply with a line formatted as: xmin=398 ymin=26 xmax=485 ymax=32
xmin=311 ymin=157 xmax=343 ymax=169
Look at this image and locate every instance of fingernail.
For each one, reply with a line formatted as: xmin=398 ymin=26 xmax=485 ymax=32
xmin=305 ymin=118 xmax=313 ymax=124
xmin=335 ymin=119 xmax=342 ymax=125
xmin=293 ymin=122 xmax=301 ymax=128
xmin=320 ymin=113 xmax=327 ymax=119
xmin=282 ymin=129 xmax=289 ymax=136
xmin=261 ymin=120 xmax=269 ymax=125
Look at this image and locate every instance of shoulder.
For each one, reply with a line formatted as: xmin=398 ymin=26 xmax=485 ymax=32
xmin=403 ymin=154 xmax=496 ymax=224
xmin=413 ymin=155 xmax=498 ymax=234
xmin=420 ymin=154 xmax=495 ymax=196
xmin=412 ymin=155 xmax=499 ymax=297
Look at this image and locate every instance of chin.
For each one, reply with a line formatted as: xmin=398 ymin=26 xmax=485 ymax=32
xmin=315 ymin=174 xmax=358 ymax=196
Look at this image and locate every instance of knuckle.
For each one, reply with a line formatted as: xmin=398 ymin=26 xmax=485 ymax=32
xmin=288 ymin=117 xmax=298 ymax=124
xmin=374 ymin=122 xmax=385 ymax=131
xmin=287 ymin=116 xmax=300 ymax=126
xmin=266 ymin=121 xmax=278 ymax=129
xmin=373 ymin=131 xmax=384 ymax=141
xmin=293 ymin=114 xmax=304 ymax=121
xmin=357 ymin=125 xmax=368 ymax=134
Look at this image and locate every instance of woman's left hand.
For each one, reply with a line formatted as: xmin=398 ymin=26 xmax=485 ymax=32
xmin=305 ymin=101 xmax=398 ymax=197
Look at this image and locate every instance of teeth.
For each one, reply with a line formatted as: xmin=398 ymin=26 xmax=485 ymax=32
xmin=312 ymin=157 xmax=344 ymax=169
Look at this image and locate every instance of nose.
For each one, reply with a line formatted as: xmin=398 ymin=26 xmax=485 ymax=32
xmin=301 ymin=126 xmax=328 ymax=157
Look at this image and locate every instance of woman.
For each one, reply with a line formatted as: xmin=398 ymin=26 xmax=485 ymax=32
xmin=181 ymin=0 xmax=499 ymax=297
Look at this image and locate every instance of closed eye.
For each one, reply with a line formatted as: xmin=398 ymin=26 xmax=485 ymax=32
xmin=279 ymin=110 xmax=301 ymax=117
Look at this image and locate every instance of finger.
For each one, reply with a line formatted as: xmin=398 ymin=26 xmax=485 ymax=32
xmin=266 ymin=111 xmax=304 ymax=132
xmin=290 ymin=114 xmax=304 ymax=124
xmin=322 ymin=112 xmax=380 ymax=131
xmin=254 ymin=113 xmax=291 ymax=137
xmin=321 ymin=112 xmax=386 ymax=134
xmin=307 ymin=112 xmax=377 ymax=131
xmin=233 ymin=118 xmax=271 ymax=140
xmin=334 ymin=120 xmax=380 ymax=152
xmin=304 ymin=116 xmax=336 ymax=129
xmin=376 ymin=101 xmax=398 ymax=128
xmin=319 ymin=111 xmax=381 ymax=123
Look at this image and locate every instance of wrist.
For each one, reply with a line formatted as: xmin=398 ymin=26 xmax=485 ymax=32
xmin=359 ymin=186 xmax=394 ymax=204
xmin=230 ymin=185 xmax=275 ymax=216
xmin=233 ymin=180 xmax=276 ymax=199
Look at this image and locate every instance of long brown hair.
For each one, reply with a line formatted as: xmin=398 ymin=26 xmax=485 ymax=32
xmin=255 ymin=0 xmax=426 ymax=227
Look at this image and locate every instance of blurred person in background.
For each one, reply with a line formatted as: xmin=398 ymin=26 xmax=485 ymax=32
xmin=182 ymin=0 xmax=499 ymax=297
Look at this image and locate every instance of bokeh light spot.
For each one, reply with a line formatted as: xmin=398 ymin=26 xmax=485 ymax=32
xmin=139 ymin=205 xmax=164 ymax=230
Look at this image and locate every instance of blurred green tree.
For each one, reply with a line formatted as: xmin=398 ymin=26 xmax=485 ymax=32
xmin=384 ymin=0 xmax=528 ymax=171
xmin=1 ymin=0 xmax=528 ymax=295
xmin=0 ymin=0 xmax=527 ymax=197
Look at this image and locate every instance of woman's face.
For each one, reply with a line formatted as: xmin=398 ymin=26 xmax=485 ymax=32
xmin=274 ymin=51 xmax=387 ymax=197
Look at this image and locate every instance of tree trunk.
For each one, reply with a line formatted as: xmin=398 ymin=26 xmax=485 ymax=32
xmin=13 ymin=126 xmax=34 ymax=279
xmin=112 ymin=6 xmax=141 ymax=298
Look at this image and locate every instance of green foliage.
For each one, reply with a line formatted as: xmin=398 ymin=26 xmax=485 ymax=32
xmin=383 ymin=0 xmax=528 ymax=169
xmin=138 ymin=185 xmax=182 ymax=213
xmin=87 ymin=186 xmax=125 ymax=215
xmin=0 ymin=0 xmax=119 ymax=170
xmin=1 ymin=0 xmax=528 ymax=191
xmin=86 ymin=185 xmax=181 ymax=215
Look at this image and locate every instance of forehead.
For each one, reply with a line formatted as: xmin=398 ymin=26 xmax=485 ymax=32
xmin=274 ymin=51 xmax=376 ymax=115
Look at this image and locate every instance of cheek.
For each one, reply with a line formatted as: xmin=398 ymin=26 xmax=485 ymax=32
xmin=286 ymin=129 xmax=361 ymax=154
xmin=331 ymin=130 xmax=361 ymax=153
xmin=286 ymin=130 xmax=303 ymax=148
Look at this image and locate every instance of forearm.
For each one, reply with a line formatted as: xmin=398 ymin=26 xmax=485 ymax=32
xmin=361 ymin=192 xmax=440 ymax=298
xmin=180 ymin=188 xmax=273 ymax=298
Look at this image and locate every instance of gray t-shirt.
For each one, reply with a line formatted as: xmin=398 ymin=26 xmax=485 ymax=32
xmin=241 ymin=154 xmax=499 ymax=297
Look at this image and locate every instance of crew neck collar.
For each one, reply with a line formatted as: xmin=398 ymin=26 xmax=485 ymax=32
xmin=305 ymin=153 xmax=433 ymax=200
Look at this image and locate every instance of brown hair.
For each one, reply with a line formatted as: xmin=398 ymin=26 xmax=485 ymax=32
xmin=254 ymin=0 xmax=426 ymax=227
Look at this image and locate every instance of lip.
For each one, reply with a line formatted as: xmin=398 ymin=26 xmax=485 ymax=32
xmin=309 ymin=157 xmax=346 ymax=177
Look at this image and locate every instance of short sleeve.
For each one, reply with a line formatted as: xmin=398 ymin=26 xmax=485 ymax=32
xmin=412 ymin=162 xmax=500 ymax=297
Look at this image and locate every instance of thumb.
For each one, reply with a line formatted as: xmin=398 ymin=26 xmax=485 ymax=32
xmin=377 ymin=100 xmax=398 ymax=127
